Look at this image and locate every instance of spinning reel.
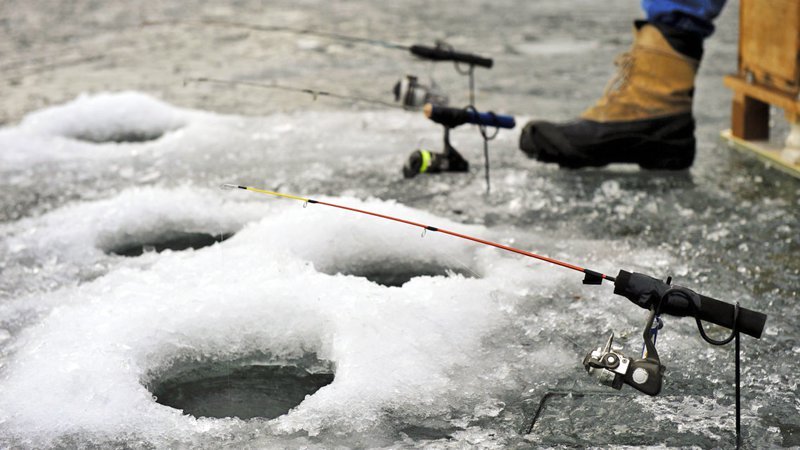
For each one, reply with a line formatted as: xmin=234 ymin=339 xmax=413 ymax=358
xmin=393 ymin=75 xmax=449 ymax=109
xmin=581 ymin=271 xmax=765 ymax=396
xmin=583 ymin=310 xmax=665 ymax=396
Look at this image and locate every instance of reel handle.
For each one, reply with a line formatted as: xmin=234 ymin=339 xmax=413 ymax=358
xmin=409 ymin=44 xmax=493 ymax=68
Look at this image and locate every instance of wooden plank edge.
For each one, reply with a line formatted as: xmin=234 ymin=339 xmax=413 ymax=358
xmin=720 ymin=129 xmax=800 ymax=179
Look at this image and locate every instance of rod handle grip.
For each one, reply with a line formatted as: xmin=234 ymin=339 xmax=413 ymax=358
xmin=613 ymin=271 xmax=767 ymax=339
xmin=409 ymin=44 xmax=493 ymax=68
xmin=423 ymin=104 xmax=515 ymax=129
xmin=694 ymin=293 xmax=767 ymax=339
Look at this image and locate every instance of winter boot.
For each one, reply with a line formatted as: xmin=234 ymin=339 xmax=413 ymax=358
xmin=519 ymin=22 xmax=700 ymax=170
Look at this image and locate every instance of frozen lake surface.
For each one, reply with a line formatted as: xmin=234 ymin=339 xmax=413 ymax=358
xmin=1 ymin=0 xmax=798 ymax=448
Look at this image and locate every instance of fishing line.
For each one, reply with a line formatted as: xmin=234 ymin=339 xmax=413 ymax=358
xmin=464 ymin=105 xmax=500 ymax=193
xmin=186 ymin=77 xmax=407 ymax=110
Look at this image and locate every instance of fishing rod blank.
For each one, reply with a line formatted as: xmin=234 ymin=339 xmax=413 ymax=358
xmin=220 ymin=183 xmax=610 ymax=282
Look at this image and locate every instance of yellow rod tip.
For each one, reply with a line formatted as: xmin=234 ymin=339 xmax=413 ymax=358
xmin=219 ymin=183 xmax=238 ymax=190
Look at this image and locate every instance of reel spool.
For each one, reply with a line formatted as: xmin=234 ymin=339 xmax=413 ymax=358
xmin=393 ymin=75 xmax=449 ymax=109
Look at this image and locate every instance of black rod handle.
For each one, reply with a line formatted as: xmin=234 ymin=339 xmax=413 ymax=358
xmin=694 ymin=293 xmax=767 ymax=339
xmin=423 ymin=104 xmax=515 ymax=129
xmin=613 ymin=270 xmax=767 ymax=339
xmin=409 ymin=44 xmax=493 ymax=68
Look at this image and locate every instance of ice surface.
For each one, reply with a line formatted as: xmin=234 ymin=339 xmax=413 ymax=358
xmin=1 ymin=7 xmax=798 ymax=442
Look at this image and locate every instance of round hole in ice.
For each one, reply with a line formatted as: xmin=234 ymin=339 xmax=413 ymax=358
xmin=321 ymin=260 xmax=476 ymax=287
xmin=145 ymin=353 xmax=334 ymax=420
xmin=106 ymin=231 xmax=234 ymax=257
xmin=19 ymin=91 xmax=187 ymax=144
xmin=70 ymin=129 xmax=170 ymax=143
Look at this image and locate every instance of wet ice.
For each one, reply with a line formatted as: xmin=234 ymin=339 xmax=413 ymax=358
xmin=1 ymin=13 xmax=798 ymax=441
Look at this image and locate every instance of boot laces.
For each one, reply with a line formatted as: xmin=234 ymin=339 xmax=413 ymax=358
xmin=602 ymin=52 xmax=634 ymax=98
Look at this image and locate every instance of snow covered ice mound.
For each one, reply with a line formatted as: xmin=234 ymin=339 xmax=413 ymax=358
xmin=0 ymin=186 xmax=273 ymax=314
xmin=19 ymin=91 xmax=186 ymax=143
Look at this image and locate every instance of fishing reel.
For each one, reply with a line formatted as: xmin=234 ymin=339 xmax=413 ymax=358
xmin=393 ymin=75 xmax=449 ymax=109
xmin=403 ymin=143 xmax=469 ymax=178
xmin=402 ymin=104 xmax=515 ymax=180
xmin=583 ymin=310 xmax=665 ymax=396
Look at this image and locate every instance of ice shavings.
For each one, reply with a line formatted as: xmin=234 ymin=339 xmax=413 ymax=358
xmin=0 ymin=189 xmax=590 ymax=447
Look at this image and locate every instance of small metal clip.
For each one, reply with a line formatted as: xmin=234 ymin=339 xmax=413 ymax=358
xmin=421 ymin=228 xmax=427 ymax=238
xmin=303 ymin=201 xmax=308 ymax=209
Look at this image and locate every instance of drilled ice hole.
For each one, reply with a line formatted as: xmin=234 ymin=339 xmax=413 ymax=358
xmin=70 ymin=129 xmax=171 ymax=143
xmin=145 ymin=353 xmax=334 ymax=420
xmin=106 ymin=231 xmax=234 ymax=257
xmin=320 ymin=259 xmax=476 ymax=287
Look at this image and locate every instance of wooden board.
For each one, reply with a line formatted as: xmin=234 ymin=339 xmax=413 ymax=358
xmin=720 ymin=129 xmax=800 ymax=179
xmin=740 ymin=0 xmax=800 ymax=93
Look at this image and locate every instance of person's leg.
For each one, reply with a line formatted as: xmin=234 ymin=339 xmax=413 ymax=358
xmin=643 ymin=0 xmax=727 ymax=38
xmin=519 ymin=0 xmax=727 ymax=170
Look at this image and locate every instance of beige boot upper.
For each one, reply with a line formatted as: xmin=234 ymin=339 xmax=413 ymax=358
xmin=581 ymin=24 xmax=699 ymax=123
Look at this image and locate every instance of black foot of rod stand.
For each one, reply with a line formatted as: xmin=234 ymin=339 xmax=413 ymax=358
xmin=736 ymin=331 xmax=741 ymax=449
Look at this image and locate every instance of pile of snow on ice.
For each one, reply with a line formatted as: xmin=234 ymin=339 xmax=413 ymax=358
xmin=0 ymin=187 xmax=569 ymax=446
xmin=19 ymin=91 xmax=187 ymax=143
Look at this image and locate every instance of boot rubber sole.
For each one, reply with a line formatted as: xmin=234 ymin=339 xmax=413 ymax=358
xmin=519 ymin=114 xmax=696 ymax=170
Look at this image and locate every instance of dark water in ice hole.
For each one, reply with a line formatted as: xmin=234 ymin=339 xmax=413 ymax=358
xmin=333 ymin=264 xmax=476 ymax=287
xmin=108 ymin=231 xmax=234 ymax=257
xmin=152 ymin=365 xmax=334 ymax=420
xmin=149 ymin=360 xmax=334 ymax=420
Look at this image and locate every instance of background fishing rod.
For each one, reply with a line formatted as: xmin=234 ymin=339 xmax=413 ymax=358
xmin=223 ymin=182 xmax=767 ymax=447
xmin=164 ymin=17 xmax=509 ymax=191
xmin=188 ymin=77 xmax=516 ymax=193
xmin=143 ymin=18 xmax=493 ymax=68
xmin=145 ymin=17 xmax=491 ymax=106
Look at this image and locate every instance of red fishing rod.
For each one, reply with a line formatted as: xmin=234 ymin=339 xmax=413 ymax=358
xmin=221 ymin=183 xmax=764 ymax=340
xmin=223 ymin=182 xmax=766 ymax=446
xmin=221 ymin=183 xmax=608 ymax=283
